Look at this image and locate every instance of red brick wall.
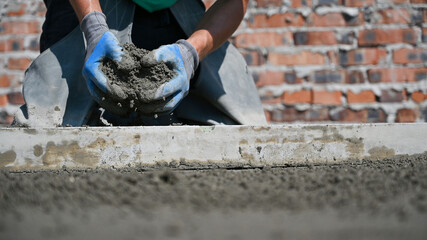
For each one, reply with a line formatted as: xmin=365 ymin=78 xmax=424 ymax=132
xmin=219 ymin=0 xmax=427 ymax=123
xmin=0 ymin=1 xmax=45 ymax=125
xmin=0 ymin=0 xmax=426 ymax=125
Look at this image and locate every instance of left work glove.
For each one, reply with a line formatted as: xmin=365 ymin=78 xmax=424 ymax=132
xmin=141 ymin=40 xmax=199 ymax=114
xmin=80 ymin=11 xmax=123 ymax=104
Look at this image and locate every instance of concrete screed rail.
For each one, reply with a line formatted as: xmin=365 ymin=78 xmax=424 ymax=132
xmin=0 ymin=123 xmax=426 ymax=170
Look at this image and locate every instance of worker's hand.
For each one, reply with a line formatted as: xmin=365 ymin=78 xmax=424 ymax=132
xmin=142 ymin=40 xmax=199 ymax=114
xmin=80 ymin=11 xmax=122 ymax=99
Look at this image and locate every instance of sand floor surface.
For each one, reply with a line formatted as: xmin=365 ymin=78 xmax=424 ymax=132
xmin=1 ymin=153 xmax=427 ymax=240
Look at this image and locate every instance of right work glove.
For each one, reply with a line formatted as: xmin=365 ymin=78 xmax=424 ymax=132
xmin=80 ymin=11 xmax=123 ymax=106
xmin=137 ymin=40 xmax=199 ymax=115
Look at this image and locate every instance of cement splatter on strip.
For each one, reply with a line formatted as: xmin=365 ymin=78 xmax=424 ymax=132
xmin=1 ymin=124 xmax=427 ymax=170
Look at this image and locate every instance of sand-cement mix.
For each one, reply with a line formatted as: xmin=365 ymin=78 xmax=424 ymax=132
xmin=1 ymin=153 xmax=426 ymax=239
xmin=97 ymin=43 xmax=175 ymax=115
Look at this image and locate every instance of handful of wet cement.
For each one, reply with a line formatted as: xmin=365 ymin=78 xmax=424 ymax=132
xmin=97 ymin=43 xmax=175 ymax=115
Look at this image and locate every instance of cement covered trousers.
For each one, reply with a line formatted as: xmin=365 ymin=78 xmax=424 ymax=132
xmin=13 ymin=0 xmax=267 ymax=127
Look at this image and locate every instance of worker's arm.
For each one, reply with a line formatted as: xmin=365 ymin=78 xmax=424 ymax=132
xmin=69 ymin=0 xmax=249 ymax=57
xmin=145 ymin=0 xmax=249 ymax=113
xmin=188 ymin=0 xmax=249 ymax=60
xmin=69 ymin=0 xmax=249 ymax=115
xmin=69 ymin=0 xmax=123 ymax=103
xmin=69 ymin=0 xmax=102 ymax=22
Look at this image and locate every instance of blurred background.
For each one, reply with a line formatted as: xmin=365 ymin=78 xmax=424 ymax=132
xmin=0 ymin=0 xmax=426 ymax=126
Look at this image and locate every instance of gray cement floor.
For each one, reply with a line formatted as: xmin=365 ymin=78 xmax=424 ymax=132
xmin=1 ymin=153 xmax=427 ymax=239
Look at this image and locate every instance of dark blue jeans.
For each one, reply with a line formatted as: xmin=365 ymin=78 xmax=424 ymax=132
xmin=40 ymin=0 xmax=187 ymax=52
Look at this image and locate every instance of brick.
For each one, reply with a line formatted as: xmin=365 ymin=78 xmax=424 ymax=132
xmin=292 ymin=0 xmax=313 ymax=8
xmin=0 ymin=75 xmax=11 ymax=88
xmin=254 ymin=71 xmax=285 ymax=87
xmin=423 ymin=28 xmax=427 ymax=43
xmin=316 ymin=0 xmax=341 ymax=6
xmin=358 ymin=29 xmax=417 ymax=46
xmin=368 ymin=68 xmax=427 ymax=83
xmin=27 ymin=37 xmax=40 ymax=51
xmin=264 ymin=110 xmax=271 ymax=123
xmin=308 ymin=13 xmax=345 ymax=27
xmin=234 ymin=32 xmax=293 ymax=48
xmin=294 ymin=31 xmax=338 ymax=45
xmin=271 ymin=108 xmax=330 ymax=122
xmin=393 ymin=48 xmax=427 ymax=65
xmin=310 ymin=70 xmax=346 ymax=84
xmin=301 ymin=108 xmax=330 ymax=122
xmin=368 ymin=69 xmax=399 ymax=83
xmin=313 ymin=91 xmax=342 ymax=105
xmin=409 ymin=9 xmax=426 ymax=24
xmin=339 ymin=48 xmax=387 ymax=66
xmin=260 ymin=91 xmax=282 ymax=104
xmin=410 ymin=0 xmax=427 ymax=3
xmin=0 ymin=111 xmax=14 ymax=125
xmin=327 ymin=50 xmax=338 ymax=65
xmin=3 ymin=75 xmax=20 ymax=88
xmin=0 ymin=95 xmax=8 ymax=106
xmin=9 ymin=39 xmax=23 ymax=51
xmin=8 ymin=58 xmax=31 ymax=70
xmin=283 ymin=72 xmax=304 ymax=84
xmin=7 ymin=3 xmax=26 ymax=16
xmin=343 ymin=0 xmax=375 ymax=7
xmin=256 ymin=0 xmax=283 ymax=7
xmin=7 ymin=92 xmax=25 ymax=105
xmin=0 ymin=21 xmax=41 ymax=35
xmin=367 ymin=109 xmax=387 ymax=123
xmin=248 ymin=13 xmax=305 ymax=28
xmin=283 ymin=90 xmax=312 ymax=104
xmin=395 ymin=109 xmax=417 ymax=123
xmin=375 ymin=9 xmax=411 ymax=24
xmin=0 ymin=39 xmax=24 ymax=52
xmin=380 ymin=90 xmax=405 ymax=103
xmin=411 ymin=91 xmax=426 ymax=103
xmin=254 ymin=71 xmax=304 ymax=86
xmin=268 ymin=51 xmax=326 ymax=66
xmin=4 ymin=115 xmax=14 ymax=125
xmin=240 ymin=50 xmax=265 ymax=66
xmin=308 ymin=13 xmax=347 ymax=27
xmin=271 ymin=108 xmax=297 ymax=122
xmin=347 ymin=90 xmax=376 ymax=103
xmin=331 ymin=108 xmax=368 ymax=122
xmin=346 ymin=71 xmax=365 ymax=84
xmin=414 ymin=69 xmax=427 ymax=81
xmin=391 ymin=0 xmax=409 ymax=3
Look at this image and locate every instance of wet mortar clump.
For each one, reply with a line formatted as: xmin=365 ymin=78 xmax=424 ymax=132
xmin=98 ymin=43 xmax=175 ymax=114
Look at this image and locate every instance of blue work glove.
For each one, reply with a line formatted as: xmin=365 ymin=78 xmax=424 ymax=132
xmin=80 ymin=11 xmax=124 ymax=110
xmin=141 ymin=39 xmax=199 ymax=114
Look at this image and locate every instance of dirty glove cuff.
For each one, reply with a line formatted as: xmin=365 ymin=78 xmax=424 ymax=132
xmin=80 ymin=11 xmax=109 ymax=57
xmin=176 ymin=39 xmax=199 ymax=80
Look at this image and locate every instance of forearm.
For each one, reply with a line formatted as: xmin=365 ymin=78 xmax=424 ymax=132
xmin=187 ymin=0 xmax=248 ymax=60
xmin=69 ymin=0 xmax=102 ymax=22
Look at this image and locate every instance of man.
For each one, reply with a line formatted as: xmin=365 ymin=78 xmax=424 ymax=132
xmin=14 ymin=0 xmax=266 ymax=126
